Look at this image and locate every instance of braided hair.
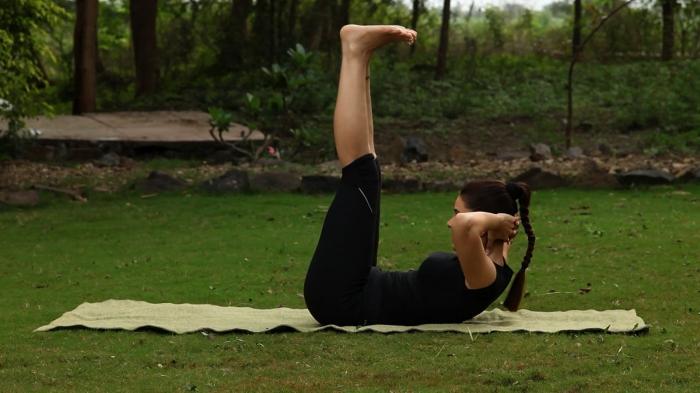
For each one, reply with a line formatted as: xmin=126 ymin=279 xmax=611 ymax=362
xmin=459 ymin=181 xmax=536 ymax=311
xmin=503 ymin=182 xmax=535 ymax=311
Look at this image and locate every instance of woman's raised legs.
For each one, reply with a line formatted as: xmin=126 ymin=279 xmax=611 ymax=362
xmin=333 ymin=25 xmax=416 ymax=167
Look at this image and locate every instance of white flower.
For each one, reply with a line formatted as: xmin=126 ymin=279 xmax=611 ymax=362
xmin=0 ymin=98 xmax=13 ymax=112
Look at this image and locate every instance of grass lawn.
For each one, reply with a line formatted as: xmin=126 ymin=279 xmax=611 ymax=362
xmin=1 ymin=185 xmax=699 ymax=392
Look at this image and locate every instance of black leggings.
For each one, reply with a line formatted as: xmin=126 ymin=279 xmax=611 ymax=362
xmin=304 ymin=153 xmax=381 ymax=325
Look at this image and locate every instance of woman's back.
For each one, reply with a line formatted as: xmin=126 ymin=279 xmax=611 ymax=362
xmin=365 ymin=252 xmax=513 ymax=325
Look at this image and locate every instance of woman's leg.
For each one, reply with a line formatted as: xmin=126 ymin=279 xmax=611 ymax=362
xmin=304 ymin=25 xmax=416 ymax=325
xmin=334 ymin=25 xmax=416 ymax=167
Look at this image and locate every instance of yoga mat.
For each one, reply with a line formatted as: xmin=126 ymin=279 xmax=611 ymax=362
xmin=35 ymin=300 xmax=647 ymax=334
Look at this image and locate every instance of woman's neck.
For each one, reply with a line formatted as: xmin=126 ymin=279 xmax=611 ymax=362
xmin=487 ymin=240 xmax=510 ymax=266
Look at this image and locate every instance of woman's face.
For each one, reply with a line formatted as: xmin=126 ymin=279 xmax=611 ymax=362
xmin=447 ymin=195 xmax=471 ymax=251
xmin=447 ymin=195 xmax=469 ymax=228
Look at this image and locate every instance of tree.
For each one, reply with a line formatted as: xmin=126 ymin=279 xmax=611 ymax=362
xmin=410 ymin=0 xmax=424 ymax=55
xmin=1 ymin=0 xmax=65 ymax=155
xmin=661 ymin=0 xmax=677 ymax=60
xmin=338 ymin=0 xmax=351 ymax=28
xmin=572 ymin=0 xmax=582 ymax=53
xmin=565 ymin=0 xmax=636 ymax=149
xmin=129 ymin=0 xmax=159 ymax=96
xmin=288 ymin=0 xmax=299 ymax=46
xmin=435 ymin=0 xmax=451 ymax=80
xmin=73 ymin=0 xmax=98 ymax=114
xmin=220 ymin=0 xmax=252 ymax=69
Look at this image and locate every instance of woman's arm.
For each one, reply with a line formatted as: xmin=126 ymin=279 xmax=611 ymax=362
xmin=449 ymin=212 xmax=518 ymax=289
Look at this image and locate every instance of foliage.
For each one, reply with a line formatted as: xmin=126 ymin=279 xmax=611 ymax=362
xmin=0 ymin=0 xmax=66 ymax=158
xmin=15 ymin=0 xmax=700 ymax=157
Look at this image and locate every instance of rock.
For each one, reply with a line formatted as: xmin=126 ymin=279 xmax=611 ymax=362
xmin=424 ymin=180 xmax=461 ymax=192
xmin=317 ymin=160 xmax=341 ymax=174
xmin=95 ymin=152 xmax=121 ymax=167
xmin=497 ymin=150 xmax=529 ymax=161
xmin=402 ymin=136 xmax=429 ymax=163
xmin=256 ymin=158 xmax=285 ymax=167
xmin=201 ymin=170 xmax=250 ymax=192
xmin=675 ymin=167 xmax=700 ymax=183
xmin=447 ymin=145 xmax=469 ymax=164
xmin=119 ymin=156 xmax=137 ymax=168
xmin=565 ymin=146 xmax=585 ymax=159
xmin=301 ymin=175 xmax=340 ymax=193
xmin=208 ymin=150 xmax=238 ymax=165
xmin=249 ymin=172 xmax=301 ymax=192
xmin=67 ymin=146 xmax=103 ymax=161
xmin=616 ymin=169 xmax=674 ymax=186
xmin=383 ymin=178 xmax=422 ymax=193
xmin=510 ymin=167 xmax=568 ymax=189
xmin=137 ymin=171 xmax=187 ymax=193
xmin=529 ymin=143 xmax=552 ymax=162
xmin=0 ymin=189 xmax=40 ymax=207
xmin=23 ymin=145 xmax=56 ymax=161
xmin=598 ymin=143 xmax=614 ymax=156
xmin=571 ymin=159 xmax=619 ymax=188
xmin=576 ymin=121 xmax=594 ymax=133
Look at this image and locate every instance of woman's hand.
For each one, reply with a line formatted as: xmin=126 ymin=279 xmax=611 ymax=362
xmin=488 ymin=213 xmax=519 ymax=242
xmin=449 ymin=212 xmax=519 ymax=243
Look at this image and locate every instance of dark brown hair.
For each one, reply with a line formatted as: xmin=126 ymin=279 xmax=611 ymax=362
xmin=459 ymin=180 xmax=536 ymax=311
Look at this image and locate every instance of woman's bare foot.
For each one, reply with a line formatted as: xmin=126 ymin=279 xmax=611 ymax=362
xmin=340 ymin=24 xmax=417 ymax=58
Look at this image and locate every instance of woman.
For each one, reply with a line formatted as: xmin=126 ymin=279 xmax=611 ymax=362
xmin=304 ymin=25 xmax=535 ymax=326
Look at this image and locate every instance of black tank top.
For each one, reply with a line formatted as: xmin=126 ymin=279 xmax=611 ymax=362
xmin=364 ymin=252 xmax=514 ymax=325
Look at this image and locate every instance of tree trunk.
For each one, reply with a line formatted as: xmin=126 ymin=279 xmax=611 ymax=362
xmin=572 ymin=0 xmax=582 ymax=53
xmin=339 ymin=0 xmax=351 ymax=28
xmin=270 ymin=0 xmax=278 ymax=62
xmin=221 ymin=0 xmax=252 ymax=69
xmin=435 ymin=0 xmax=451 ymax=80
xmin=129 ymin=0 xmax=159 ymax=96
xmin=288 ymin=0 xmax=299 ymax=46
xmin=253 ymin=0 xmax=274 ymax=61
xmin=661 ymin=0 xmax=676 ymax=61
xmin=72 ymin=0 xmax=98 ymax=115
xmin=410 ymin=0 xmax=422 ymax=55
xmin=565 ymin=0 xmax=635 ymax=149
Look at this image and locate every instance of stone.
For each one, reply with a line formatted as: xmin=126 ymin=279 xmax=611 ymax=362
xmin=423 ymin=180 xmax=461 ymax=192
xmin=201 ymin=170 xmax=250 ymax=192
xmin=615 ymin=169 xmax=674 ymax=186
xmin=256 ymin=158 xmax=285 ymax=167
xmin=497 ymin=150 xmax=529 ymax=161
xmin=119 ymin=156 xmax=137 ymax=168
xmin=317 ymin=160 xmax=341 ymax=174
xmin=137 ymin=171 xmax=187 ymax=193
xmin=447 ymin=145 xmax=469 ymax=164
xmin=249 ymin=172 xmax=301 ymax=192
xmin=0 ymin=189 xmax=40 ymax=207
xmin=23 ymin=145 xmax=56 ymax=161
xmin=565 ymin=146 xmax=585 ymax=159
xmin=208 ymin=150 xmax=238 ymax=165
xmin=95 ymin=152 xmax=121 ymax=167
xmin=675 ymin=167 xmax=700 ymax=183
xmin=67 ymin=146 xmax=103 ymax=161
xmin=570 ymin=159 xmax=619 ymax=188
xmin=576 ymin=121 xmax=594 ymax=133
xmin=401 ymin=136 xmax=429 ymax=163
xmin=598 ymin=143 xmax=614 ymax=156
xmin=529 ymin=143 xmax=552 ymax=162
xmin=301 ymin=175 xmax=340 ymax=194
xmin=510 ymin=167 xmax=568 ymax=189
xmin=383 ymin=178 xmax=422 ymax=193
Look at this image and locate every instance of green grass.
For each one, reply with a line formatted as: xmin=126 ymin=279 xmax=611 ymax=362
xmin=1 ymin=186 xmax=699 ymax=392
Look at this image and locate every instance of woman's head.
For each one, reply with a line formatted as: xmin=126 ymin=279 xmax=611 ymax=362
xmin=456 ymin=180 xmax=536 ymax=311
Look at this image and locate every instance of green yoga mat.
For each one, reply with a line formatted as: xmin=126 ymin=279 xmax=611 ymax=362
xmin=35 ymin=299 xmax=647 ymax=334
